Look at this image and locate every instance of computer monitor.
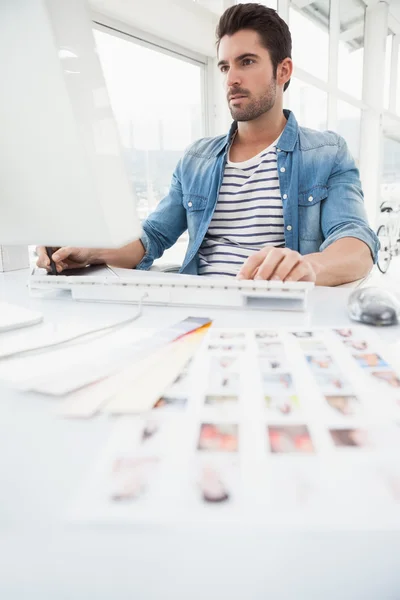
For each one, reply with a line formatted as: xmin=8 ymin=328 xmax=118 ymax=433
xmin=0 ymin=0 xmax=141 ymax=248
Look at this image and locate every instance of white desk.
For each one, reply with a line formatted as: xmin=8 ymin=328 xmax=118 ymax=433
xmin=1 ymin=269 xmax=400 ymax=600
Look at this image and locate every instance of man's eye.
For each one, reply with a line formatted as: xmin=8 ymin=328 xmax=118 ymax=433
xmin=220 ymin=65 xmax=228 ymax=73
xmin=243 ymin=58 xmax=254 ymax=66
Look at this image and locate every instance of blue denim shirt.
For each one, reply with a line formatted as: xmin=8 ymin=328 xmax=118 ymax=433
xmin=138 ymin=110 xmax=379 ymax=275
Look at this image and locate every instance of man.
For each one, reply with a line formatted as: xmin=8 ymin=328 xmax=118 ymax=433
xmin=37 ymin=3 xmax=379 ymax=285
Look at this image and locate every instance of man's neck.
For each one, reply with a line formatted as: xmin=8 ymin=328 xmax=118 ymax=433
xmin=228 ymin=108 xmax=287 ymax=163
xmin=234 ymin=107 xmax=287 ymax=150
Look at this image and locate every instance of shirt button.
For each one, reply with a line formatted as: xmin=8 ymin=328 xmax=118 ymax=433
xmin=308 ymin=196 xmax=313 ymax=202
xmin=280 ymin=167 xmax=285 ymax=173
xmin=286 ymin=225 xmax=292 ymax=231
xmin=188 ymin=201 xmax=193 ymax=207
xmin=277 ymin=148 xmax=281 ymax=152
xmin=282 ymin=194 xmax=288 ymax=200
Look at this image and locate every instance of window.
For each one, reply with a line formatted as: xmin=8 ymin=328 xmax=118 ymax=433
xmin=286 ymin=78 xmax=327 ymax=130
xmin=397 ymin=43 xmax=400 ymax=116
xmin=94 ymin=27 xmax=205 ymax=223
xmin=289 ymin=2 xmax=330 ymax=81
xmin=337 ymin=101 xmax=361 ymax=165
xmin=384 ymin=34 xmax=393 ymax=111
xmin=381 ymin=137 xmax=400 ymax=203
xmin=338 ymin=0 xmax=365 ymax=100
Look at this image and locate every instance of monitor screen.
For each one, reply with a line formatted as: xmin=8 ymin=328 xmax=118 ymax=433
xmin=0 ymin=0 xmax=142 ymax=248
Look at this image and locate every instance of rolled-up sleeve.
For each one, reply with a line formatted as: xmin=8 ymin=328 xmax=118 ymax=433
xmin=319 ymin=136 xmax=380 ymax=263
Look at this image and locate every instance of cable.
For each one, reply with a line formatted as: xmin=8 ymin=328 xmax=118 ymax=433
xmin=0 ymin=293 xmax=148 ymax=361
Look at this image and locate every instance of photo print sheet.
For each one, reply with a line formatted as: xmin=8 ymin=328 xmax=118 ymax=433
xmin=72 ymin=326 xmax=400 ymax=531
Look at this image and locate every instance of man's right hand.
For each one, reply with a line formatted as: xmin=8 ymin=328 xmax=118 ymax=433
xmin=36 ymin=246 xmax=93 ymax=273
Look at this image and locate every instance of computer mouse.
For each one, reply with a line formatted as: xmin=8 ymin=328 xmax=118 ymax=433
xmin=348 ymin=287 xmax=400 ymax=326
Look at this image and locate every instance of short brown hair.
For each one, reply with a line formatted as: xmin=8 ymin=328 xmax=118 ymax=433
xmin=216 ymin=3 xmax=292 ymax=91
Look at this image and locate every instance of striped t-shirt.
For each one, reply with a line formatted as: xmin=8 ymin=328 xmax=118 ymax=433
xmin=198 ymin=139 xmax=285 ymax=277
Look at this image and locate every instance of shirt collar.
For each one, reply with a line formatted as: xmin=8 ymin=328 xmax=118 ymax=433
xmin=224 ymin=109 xmax=299 ymax=153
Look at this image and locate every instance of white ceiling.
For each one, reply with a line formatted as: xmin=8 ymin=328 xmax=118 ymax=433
xmin=89 ymin=0 xmax=218 ymax=56
xmin=296 ymin=0 xmax=365 ymax=49
xmin=192 ymin=0 xmax=226 ymax=15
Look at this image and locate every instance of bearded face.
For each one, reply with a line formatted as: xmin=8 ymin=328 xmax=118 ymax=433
xmin=227 ymin=77 xmax=277 ymax=121
xmin=218 ymin=30 xmax=281 ymax=122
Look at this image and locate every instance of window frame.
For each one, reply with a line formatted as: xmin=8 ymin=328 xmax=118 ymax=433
xmin=92 ymin=2 xmax=400 ymax=227
xmin=286 ymin=3 xmax=367 ymax=123
xmin=279 ymin=0 xmax=400 ymax=227
xmin=91 ymin=13 xmax=209 ymax=137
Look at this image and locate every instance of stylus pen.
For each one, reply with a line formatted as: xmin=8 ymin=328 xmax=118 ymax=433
xmin=45 ymin=247 xmax=58 ymax=276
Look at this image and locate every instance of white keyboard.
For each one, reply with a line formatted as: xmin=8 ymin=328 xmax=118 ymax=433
xmin=29 ymin=267 xmax=314 ymax=311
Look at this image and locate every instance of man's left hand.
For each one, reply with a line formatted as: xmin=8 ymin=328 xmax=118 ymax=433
xmin=237 ymin=247 xmax=319 ymax=282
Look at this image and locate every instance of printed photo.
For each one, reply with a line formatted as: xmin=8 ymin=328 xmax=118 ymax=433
xmin=211 ymin=331 xmax=245 ymax=341
xmin=298 ymin=340 xmax=327 ymax=353
xmin=325 ymin=395 xmax=361 ymax=416
xmin=110 ymin=456 xmax=159 ymax=501
xmin=313 ymin=371 xmax=348 ymax=393
xmin=257 ymin=341 xmax=284 ymax=355
xmin=306 ymin=355 xmax=334 ymax=369
xmin=329 ymin=428 xmax=372 ymax=448
xmin=198 ymin=464 xmax=231 ymax=504
xmin=334 ymin=328 xmax=353 ymax=338
xmin=353 ymin=353 xmax=389 ymax=368
xmin=255 ymin=330 xmax=278 ymax=339
xmin=198 ymin=423 xmax=239 ymax=452
xmin=221 ymin=332 xmax=245 ymax=340
xmin=371 ymin=370 xmax=400 ymax=388
xmin=291 ymin=331 xmax=313 ymax=338
xmin=264 ymin=395 xmax=300 ymax=415
xmin=268 ymin=425 xmax=314 ymax=454
xmin=262 ymin=372 xmax=293 ymax=394
xmin=343 ymin=339 xmax=368 ymax=351
xmin=259 ymin=356 xmax=286 ymax=372
xmin=209 ymin=355 xmax=240 ymax=392
xmin=208 ymin=370 xmax=240 ymax=393
xmin=153 ymin=396 xmax=187 ymax=411
xmin=208 ymin=343 xmax=245 ymax=352
xmin=205 ymin=394 xmax=238 ymax=407
xmin=141 ymin=421 xmax=160 ymax=443
xmin=211 ymin=355 xmax=239 ymax=370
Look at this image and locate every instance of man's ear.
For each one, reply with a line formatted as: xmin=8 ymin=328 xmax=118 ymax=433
xmin=277 ymin=58 xmax=293 ymax=88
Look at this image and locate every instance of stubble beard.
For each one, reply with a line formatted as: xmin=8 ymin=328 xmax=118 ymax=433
xmin=229 ymin=80 xmax=277 ymax=122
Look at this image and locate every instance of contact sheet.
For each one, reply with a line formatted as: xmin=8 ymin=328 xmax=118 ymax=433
xmin=72 ymin=325 xmax=400 ymax=530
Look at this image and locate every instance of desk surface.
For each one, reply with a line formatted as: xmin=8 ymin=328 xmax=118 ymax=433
xmin=1 ymin=269 xmax=400 ymax=600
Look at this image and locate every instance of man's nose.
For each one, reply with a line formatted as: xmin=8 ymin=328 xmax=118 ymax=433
xmin=226 ymin=66 xmax=241 ymax=89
